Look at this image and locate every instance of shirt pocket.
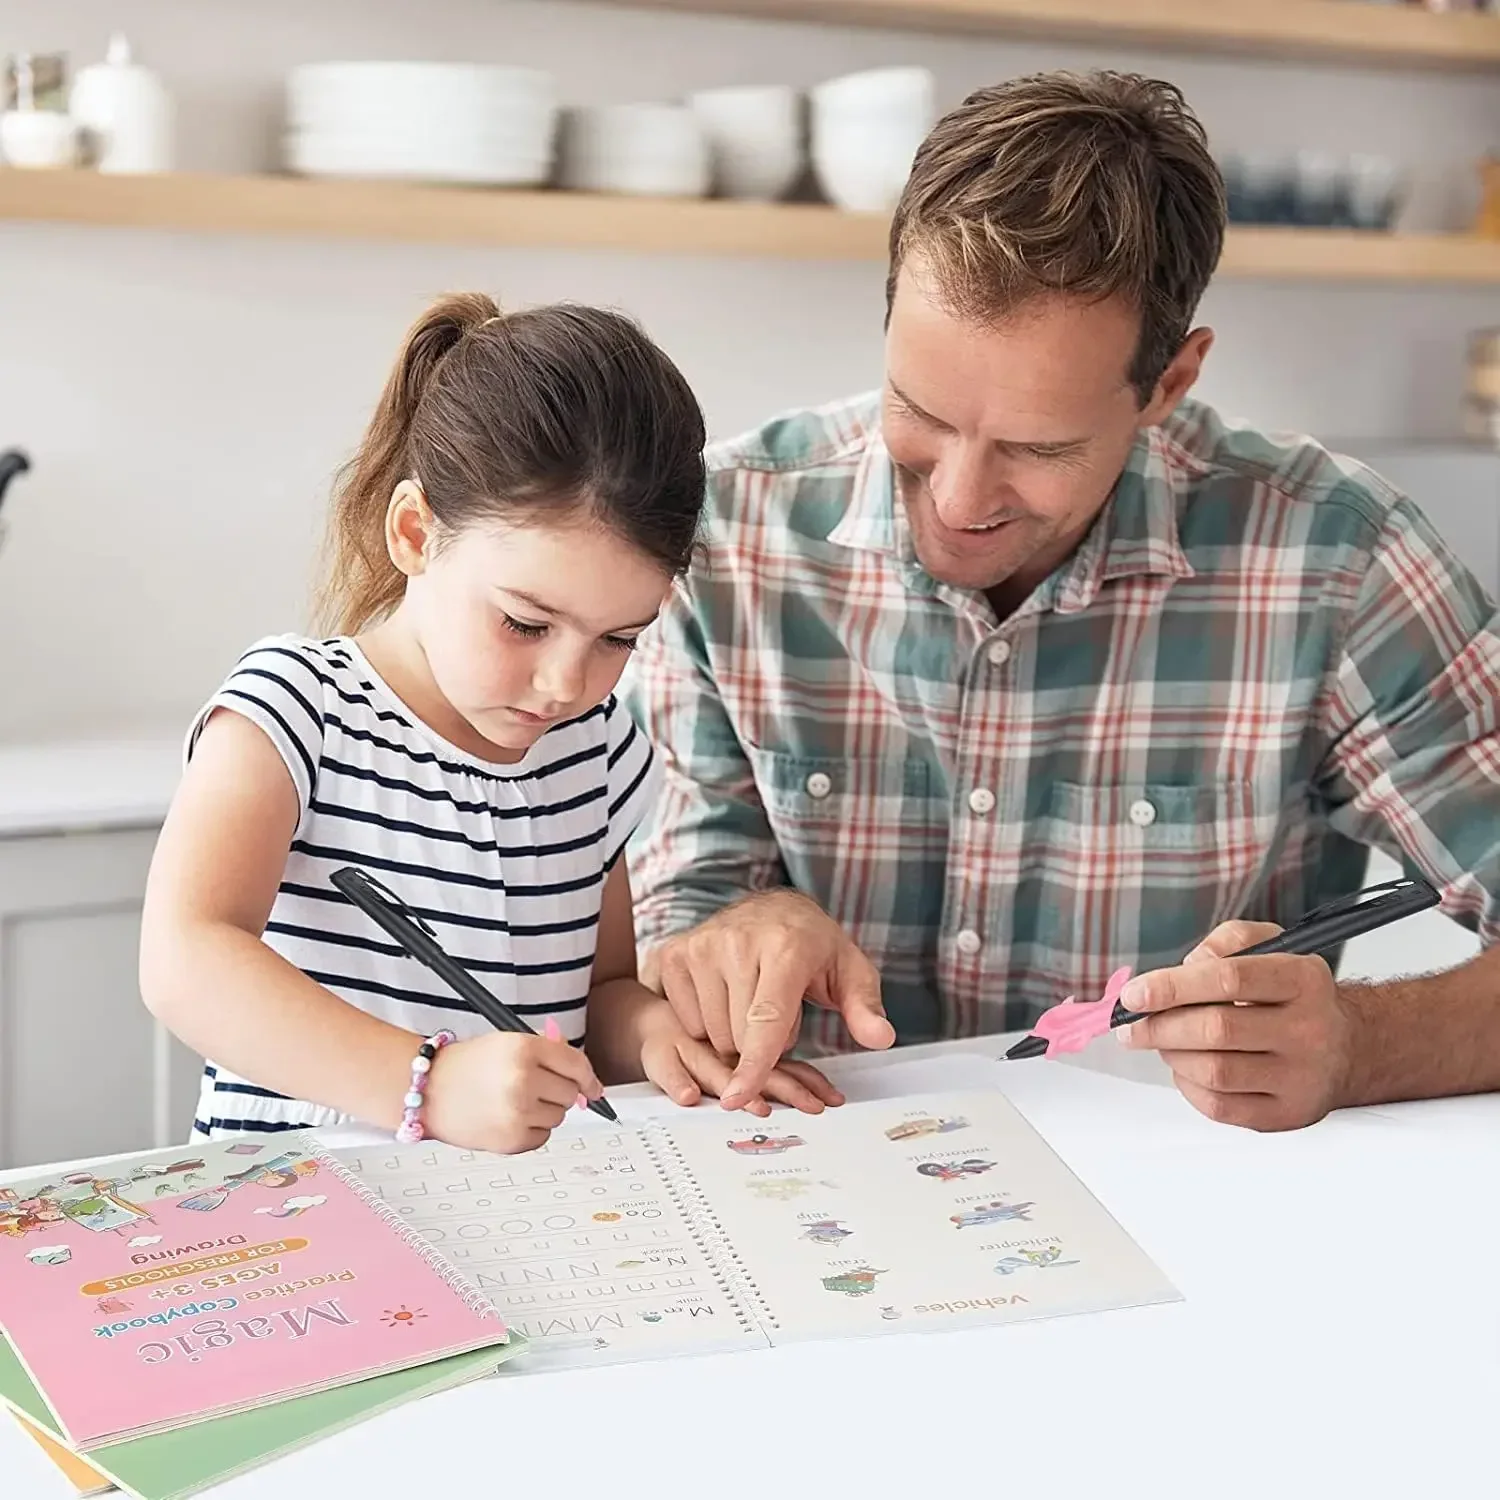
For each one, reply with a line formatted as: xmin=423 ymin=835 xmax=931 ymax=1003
xmin=1029 ymin=779 xmax=1283 ymax=972
xmin=744 ymin=747 xmax=945 ymax=954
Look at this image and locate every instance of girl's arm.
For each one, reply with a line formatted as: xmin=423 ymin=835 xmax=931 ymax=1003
xmin=582 ymin=861 xmax=675 ymax=1087
xmin=139 ymin=708 xmax=428 ymax=1130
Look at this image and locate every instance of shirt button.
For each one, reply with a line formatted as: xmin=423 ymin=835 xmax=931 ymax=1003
xmin=805 ymin=771 xmax=833 ymax=800
xmin=955 ymin=928 xmax=982 ymax=956
xmin=967 ymin=788 xmax=996 ymax=815
xmin=986 ymin=639 xmax=1011 ymax=667
xmin=1128 ymin=798 xmax=1157 ymax=828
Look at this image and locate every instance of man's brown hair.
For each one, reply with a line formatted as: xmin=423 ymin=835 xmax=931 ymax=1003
xmin=888 ymin=70 xmax=1226 ymax=404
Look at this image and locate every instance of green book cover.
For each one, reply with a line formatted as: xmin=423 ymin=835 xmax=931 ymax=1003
xmin=1 ymin=1332 xmax=525 ymax=1500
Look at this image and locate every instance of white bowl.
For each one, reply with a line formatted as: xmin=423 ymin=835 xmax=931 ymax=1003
xmin=687 ymin=84 xmax=802 ymax=201
xmin=810 ymin=66 xmax=933 ymax=212
xmin=811 ymin=66 xmax=933 ymax=120
xmin=813 ymin=131 xmax=923 ymax=213
xmin=812 ymin=116 xmax=926 ymax=213
xmin=0 ymin=109 xmax=79 ymax=169
xmin=559 ymin=105 xmax=708 ymax=198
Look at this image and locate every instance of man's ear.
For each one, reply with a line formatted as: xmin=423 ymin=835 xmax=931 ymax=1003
xmin=1139 ymin=326 xmax=1215 ymax=428
xmin=385 ymin=480 xmax=434 ymax=578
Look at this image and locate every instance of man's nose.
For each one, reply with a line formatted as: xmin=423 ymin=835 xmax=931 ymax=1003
xmin=928 ymin=443 xmax=1004 ymax=529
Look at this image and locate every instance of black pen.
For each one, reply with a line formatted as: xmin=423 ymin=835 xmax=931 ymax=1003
xmin=1004 ymin=875 xmax=1442 ymax=1061
xmin=330 ymin=865 xmax=619 ymax=1122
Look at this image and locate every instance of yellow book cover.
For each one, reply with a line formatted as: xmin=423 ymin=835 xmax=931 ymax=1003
xmin=13 ymin=1410 xmax=114 ymax=1495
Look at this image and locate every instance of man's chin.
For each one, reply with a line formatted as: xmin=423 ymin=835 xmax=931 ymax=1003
xmin=911 ymin=538 xmax=1027 ymax=594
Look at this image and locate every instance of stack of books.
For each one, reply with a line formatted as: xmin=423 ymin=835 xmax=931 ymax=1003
xmin=0 ymin=1135 xmax=524 ymax=1499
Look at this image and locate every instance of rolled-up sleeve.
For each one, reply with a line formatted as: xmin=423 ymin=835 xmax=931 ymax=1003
xmin=1317 ymin=496 xmax=1500 ymax=945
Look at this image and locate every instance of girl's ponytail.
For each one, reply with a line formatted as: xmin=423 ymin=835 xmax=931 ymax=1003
xmin=316 ymin=292 xmax=500 ymax=633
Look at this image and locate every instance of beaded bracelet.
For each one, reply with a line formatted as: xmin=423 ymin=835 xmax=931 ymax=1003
xmin=396 ymin=1029 xmax=456 ymax=1143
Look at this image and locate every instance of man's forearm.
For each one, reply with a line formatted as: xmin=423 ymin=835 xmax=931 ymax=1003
xmin=1341 ymin=945 xmax=1500 ymax=1106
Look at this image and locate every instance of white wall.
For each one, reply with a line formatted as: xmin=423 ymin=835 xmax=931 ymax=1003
xmin=0 ymin=0 xmax=1496 ymax=741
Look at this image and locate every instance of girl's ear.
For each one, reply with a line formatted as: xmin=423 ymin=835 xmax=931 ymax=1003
xmin=385 ymin=480 xmax=434 ymax=577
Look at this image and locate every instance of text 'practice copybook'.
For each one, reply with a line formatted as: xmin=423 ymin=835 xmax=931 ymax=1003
xmin=337 ymin=1089 xmax=1179 ymax=1371
xmin=0 ymin=1134 xmax=512 ymax=1450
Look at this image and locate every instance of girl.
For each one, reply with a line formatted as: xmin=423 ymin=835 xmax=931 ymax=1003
xmin=139 ymin=292 xmax=840 ymax=1153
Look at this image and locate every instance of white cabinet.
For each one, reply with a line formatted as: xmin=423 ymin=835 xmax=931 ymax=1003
xmin=0 ymin=824 xmax=204 ymax=1168
xmin=0 ymin=738 xmax=198 ymax=1168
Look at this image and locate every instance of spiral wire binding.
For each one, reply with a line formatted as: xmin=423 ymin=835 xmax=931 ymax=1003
xmin=303 ymin=1136 xmax=510 ymax=1332
xmin=640 ymin=1122 xmax=780 ymax=1336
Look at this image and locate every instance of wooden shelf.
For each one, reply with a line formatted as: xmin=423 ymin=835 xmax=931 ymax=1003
xmin=589 ymin=0 xmax=1500 ymax=70
xmin=0 ymin=169 xmax=884 ymax=259
xmin=1220 ymin=226 xmax=1500 ymax=284
xmin=3 ymin=170 xmax=1500 ymax=284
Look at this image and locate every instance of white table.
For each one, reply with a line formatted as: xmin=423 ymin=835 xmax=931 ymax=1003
xmin=4 ymin=1031 xmax=1499 ymax=1500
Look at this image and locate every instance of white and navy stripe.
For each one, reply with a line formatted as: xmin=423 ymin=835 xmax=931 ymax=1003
xmin=186 ymin=634 xmax=656 ymax=1139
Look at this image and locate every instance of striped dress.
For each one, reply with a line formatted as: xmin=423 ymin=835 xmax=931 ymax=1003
xmin=184 ymin=634 xmax=656 ymax=1139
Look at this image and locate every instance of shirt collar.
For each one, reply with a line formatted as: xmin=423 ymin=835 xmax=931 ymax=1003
xmin=829 ymin=417 xmax=1195 ymax=611
xmin=1053 ymin=423 xmax=1196 ymax=614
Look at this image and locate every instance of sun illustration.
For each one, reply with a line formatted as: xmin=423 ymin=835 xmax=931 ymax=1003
xmin=381 ymin=1306 xmax=427 ymax=1329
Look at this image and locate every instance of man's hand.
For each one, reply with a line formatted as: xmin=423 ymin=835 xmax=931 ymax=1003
xmin=639 ymin=1005 xmax=845 ymax=1118
xmin=647 ymin=890 xmax=895 ymax=1109
xmin=1118 ymin=919 xmax=1361 ymax=1131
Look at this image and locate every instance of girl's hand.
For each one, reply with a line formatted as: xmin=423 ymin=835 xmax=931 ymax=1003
xmin=639 ymin=1007 xmax=845 ymax=1118
xmin=424 ymin=1031 xmax=603 ymax=1154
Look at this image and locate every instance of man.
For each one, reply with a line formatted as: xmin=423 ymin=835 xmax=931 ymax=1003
xmin=624 ymin=71 xmax=1500 ymax=1132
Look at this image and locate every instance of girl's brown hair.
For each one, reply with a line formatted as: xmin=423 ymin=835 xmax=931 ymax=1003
xmin=317 ymin=292 xmax=707 ymax=634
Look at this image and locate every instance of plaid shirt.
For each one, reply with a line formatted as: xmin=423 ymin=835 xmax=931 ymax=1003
xmin=624 ymin=392 xmax=1500 ymax=1052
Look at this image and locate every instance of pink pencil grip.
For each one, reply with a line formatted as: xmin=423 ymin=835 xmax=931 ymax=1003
xmin=1030 ymin=966 xmax=1134 ymax=1056
xmin=543 ymin=1018 xmax=589 ymax=1110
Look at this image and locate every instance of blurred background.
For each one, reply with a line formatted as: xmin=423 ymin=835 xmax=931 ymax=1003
xmin=0 ymin=0 xmax=1493 ymax=1164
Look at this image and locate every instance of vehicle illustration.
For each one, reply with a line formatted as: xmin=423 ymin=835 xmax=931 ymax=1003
xmin=950 ymin=1200 xmax=1036 ymax=1229
xmin=727 ymin=1133 xmax=806 ymax=1156
xmin=914 ymin=1158 xmax=996 ymax=1182
xmin=884 ymin=1116 xmax=969 ymax=1141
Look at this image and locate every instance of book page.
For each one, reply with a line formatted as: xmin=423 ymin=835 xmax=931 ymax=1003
xmin=335 ymin=1129 xmax=766 ymax=1371
xmin=657 ymin=1090 xmax=1180 ymax=1343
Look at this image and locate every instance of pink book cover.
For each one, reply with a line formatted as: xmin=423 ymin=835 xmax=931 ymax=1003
xmin=0 ymin=1134 xmax=509 ymax=1450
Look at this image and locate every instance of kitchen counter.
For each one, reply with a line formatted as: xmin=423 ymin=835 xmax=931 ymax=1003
xmin=0 ymin=736 xmax=181 ymax=837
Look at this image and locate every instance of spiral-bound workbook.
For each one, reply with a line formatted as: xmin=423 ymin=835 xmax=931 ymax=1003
xmin=337 ymin=1089 xmax=1179 ymax=1371
xmin=0 ymin=1135 xmax=512 ymax=1450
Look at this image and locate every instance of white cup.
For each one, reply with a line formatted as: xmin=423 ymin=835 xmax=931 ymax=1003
xmin=1345 ymin=154 xmax=1404 ymax=231
xmin=0 ymin=108 xmax=79 ymax=168
xmin=687 ymin=84 xmax=802 ymax=201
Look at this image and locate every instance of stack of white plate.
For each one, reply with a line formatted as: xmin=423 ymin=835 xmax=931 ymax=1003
xmin=284 ymin=62 xmax=557 ymax=186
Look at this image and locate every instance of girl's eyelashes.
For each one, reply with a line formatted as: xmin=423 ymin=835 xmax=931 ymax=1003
xmin=501 ymin=613 xmax=639 ymax=654
xmin=501 ymin=614 xmax=548 ymax=640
